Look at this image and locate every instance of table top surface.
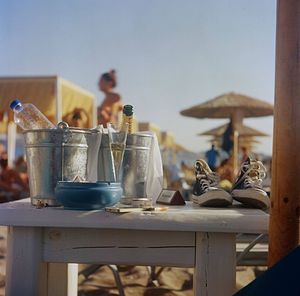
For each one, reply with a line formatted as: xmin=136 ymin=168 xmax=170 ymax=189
xmin=0 ymin=199 xmax=269 ymax=233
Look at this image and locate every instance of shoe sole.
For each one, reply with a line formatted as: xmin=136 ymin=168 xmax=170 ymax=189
xmin=232 ymin=188 xmax=270 ymax=210
xmin=192 ymin=190 xmax=232 ymax=207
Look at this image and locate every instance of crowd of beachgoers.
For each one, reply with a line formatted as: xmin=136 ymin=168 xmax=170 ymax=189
xmin=0 ymin=144 xmax=29 ymax=203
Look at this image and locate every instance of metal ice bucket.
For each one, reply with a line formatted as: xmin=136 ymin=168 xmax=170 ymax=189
xmin=24 ymin=126 xmax=92 ymax=206
xmin=98 ymin=133 xmax=153 ymax=203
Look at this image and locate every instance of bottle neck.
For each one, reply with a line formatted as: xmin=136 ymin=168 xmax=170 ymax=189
xmin=123 ymin=114 xmax=133 ymax=134
xmin=13 ymin=103 xmax=23 ymax=113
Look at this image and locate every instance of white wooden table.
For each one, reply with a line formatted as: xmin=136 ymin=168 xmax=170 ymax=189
xmin=0 ymin=199 xmax=269 ymax=296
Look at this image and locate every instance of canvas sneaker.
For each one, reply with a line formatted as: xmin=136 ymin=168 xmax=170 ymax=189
xmin=191 ymin=159 xmax=232 ymax=207
xmin=232 ymin=157 xmax=270 ymax=210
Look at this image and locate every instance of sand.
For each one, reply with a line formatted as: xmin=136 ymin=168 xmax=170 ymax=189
xmin=0 ymin=226 xmax=266 ymax=295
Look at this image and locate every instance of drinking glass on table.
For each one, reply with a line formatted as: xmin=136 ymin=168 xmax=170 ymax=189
xmin=107 ymin=123 xmax=128 ymax=182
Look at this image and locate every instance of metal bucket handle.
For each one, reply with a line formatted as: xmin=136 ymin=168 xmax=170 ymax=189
xmin=57 ymin=121 xmax=72 ymax=144
xmin=57 ymin=121 xmax=72 ymax=181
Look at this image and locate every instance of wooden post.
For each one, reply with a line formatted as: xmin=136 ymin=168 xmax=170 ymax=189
xmin=268 ymin=0 xmax=300 ymax=266
xmin=194 ymin=232 xmax=236 ymax=296
xmin=6 ymin=227 xmax=46 ymax=296
xmin=55 ymin=77 xmax=62 ymax=124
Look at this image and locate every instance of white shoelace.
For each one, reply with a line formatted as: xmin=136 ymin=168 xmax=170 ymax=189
xmin=195 ymin=160 xmax=220 ymax=187
xmin=236 ymin=160 xmax=267 ymax=189
xmin=244 ymin=176 xmax=263 ymax=189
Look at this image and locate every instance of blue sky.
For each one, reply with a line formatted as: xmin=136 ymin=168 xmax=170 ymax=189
xmin=0 ymin=0 xmax=276 ymax=154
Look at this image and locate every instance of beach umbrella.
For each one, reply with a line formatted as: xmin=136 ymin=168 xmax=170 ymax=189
xmin=207 ymin=137 xmax=261 ymax=145
xmin=238 ymin=137 xmax=261 ymax=145
xmin=207 ymin=137 xmax=261 ymax=154
xmin=180 ymin=92 xmax=273 ymax=119
xmin=201 ymin=122 xmax=266 ymax=154
xmin=198 ymin=122 xmax=268 ymax=138
xmin=180 ymin=92 xmax=273 ymax=172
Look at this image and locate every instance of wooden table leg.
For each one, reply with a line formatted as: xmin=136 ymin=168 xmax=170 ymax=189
xmin=6 ymin=226 xmax=47 ymax=296
xmin=47 ymin=263 xmax=78 ymax=296
xmin=194 ymin=232 xmax=236 ymax=296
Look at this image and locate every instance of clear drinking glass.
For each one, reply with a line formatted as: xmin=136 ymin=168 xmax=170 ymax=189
xmin=107 ymin=123 xmax=128 ymax=182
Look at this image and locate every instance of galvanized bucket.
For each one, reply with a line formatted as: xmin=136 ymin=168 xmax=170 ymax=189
xmin=98 ymin=133 xmax=153 ymax=203
xmin=24 ymin=125 xmax=94 ymax=206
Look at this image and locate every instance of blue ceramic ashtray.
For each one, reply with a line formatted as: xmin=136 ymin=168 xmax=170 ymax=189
xmin=55 ymin=181 xmax=122 ymax=210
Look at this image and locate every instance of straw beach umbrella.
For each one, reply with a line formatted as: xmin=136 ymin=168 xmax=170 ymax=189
xmin=207 ymin=137 xmax=261 ymax=145
xmin=198 ymin=122 xmax=268 ymax=138
xmin=180 ymin=92 xmax=273 ymax=172
xmin=181 ymin=92 xmax=273 ymax=119
xmin=200 ymin=122 xmax=267 ymax=154
xmin=207 ymin=137 xmax=261 ymax=153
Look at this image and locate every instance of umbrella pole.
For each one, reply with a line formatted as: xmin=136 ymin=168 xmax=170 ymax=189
xmin=268 ymin=0 xmax=300 ymax=266
xmin=231 ymin=112 xmax=243 ymax=175
xmin=233 ymin=130 xmax=239 ymax=175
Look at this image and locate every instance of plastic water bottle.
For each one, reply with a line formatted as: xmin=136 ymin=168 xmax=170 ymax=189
xmin=10 ymin=99 xmax=55 ymax=130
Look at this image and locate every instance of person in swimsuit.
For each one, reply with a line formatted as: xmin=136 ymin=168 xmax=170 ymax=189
xmin=97 ymin=70 xmax=123 ymax=127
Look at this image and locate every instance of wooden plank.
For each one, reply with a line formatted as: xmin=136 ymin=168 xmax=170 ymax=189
xmin=194 ymin=232 xmax=236 ymax=296
xmin=44 ymin=228 xmax=195 ymax=248
xmin=43 ymin=229 xmax=195 ymax=267
xmin=45 ymin=247 xmax=194 ymax=267
xmin=0 ymin=199 xmax=269 ymax=234
xmin=6 ymin=226 xmax=47 ymax=296
xmin=269 ymin=0 xmax=300 ymax=266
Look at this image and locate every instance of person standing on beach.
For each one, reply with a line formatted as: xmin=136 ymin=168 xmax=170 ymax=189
xmin=97 ymin=70 xmax=123 ymax=127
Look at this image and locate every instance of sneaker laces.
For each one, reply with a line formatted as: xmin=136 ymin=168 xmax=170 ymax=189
xmin=196 ymin=175 xmax=210 ymax=192
xmin=195 ymin=159 xmax=220 ymax=187
xmin=244 ymin=176 xmax=263 ymax=188
xmin=236 ymin=159 xmax=267 ymax=189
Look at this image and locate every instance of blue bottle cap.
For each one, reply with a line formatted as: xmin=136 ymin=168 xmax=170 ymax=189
xmin=10 ymin=99 xmax=22 ymax=110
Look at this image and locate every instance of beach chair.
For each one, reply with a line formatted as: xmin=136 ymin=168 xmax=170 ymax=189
xmin=236 ymin=233 xmax=268 ymax=266
xmin=234 ymin=245 xmax=300 ymax=295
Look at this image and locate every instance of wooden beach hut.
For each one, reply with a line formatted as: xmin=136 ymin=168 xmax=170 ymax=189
xmin=0 ymin=76 xmax=96 ymax=130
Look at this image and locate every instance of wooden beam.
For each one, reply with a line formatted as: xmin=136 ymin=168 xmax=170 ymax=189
xmin=268 ymin=0 xmax=300 ymax=266
xmin=43 ymin=228 xmax=195 ymax=267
